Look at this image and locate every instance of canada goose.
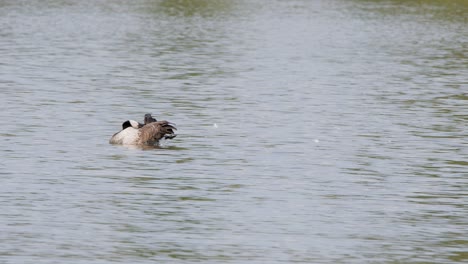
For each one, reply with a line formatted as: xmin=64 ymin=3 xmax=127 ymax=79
xmin=109 ymin=114 xmax=177 ymax=145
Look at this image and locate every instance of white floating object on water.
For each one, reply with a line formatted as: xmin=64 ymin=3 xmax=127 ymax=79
xmin=314 ymin=139 xmax=320 ymax=143
xmin=213 ymin=123 xmax=218 ymax=128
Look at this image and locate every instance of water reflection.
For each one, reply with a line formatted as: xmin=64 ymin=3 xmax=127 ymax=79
xmin=155 ymin=0 xmax=234 ymax=17
xmin=113 ymin=144 xmax=187 ymax=151
xmin=353 ymin=0 xmax=468 ymax=21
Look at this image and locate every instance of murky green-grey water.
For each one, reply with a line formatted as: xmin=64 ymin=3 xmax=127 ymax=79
xmin=1 ymin=0 xmax=467 ymax=263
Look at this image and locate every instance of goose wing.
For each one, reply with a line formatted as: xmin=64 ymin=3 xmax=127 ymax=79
xmin=138 ymin=121 xmax=177 ymax=145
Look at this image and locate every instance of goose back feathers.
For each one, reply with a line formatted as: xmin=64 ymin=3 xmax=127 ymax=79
xmin=137 ymin=121 xmax=176 ymax=145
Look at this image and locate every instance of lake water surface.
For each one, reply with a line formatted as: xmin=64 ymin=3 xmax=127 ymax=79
xmin=1 ymin=0 xmax=467 ymax=263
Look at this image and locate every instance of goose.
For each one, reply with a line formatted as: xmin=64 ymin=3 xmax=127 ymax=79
xmin=109 ymin=114 xmax=177 ymax=145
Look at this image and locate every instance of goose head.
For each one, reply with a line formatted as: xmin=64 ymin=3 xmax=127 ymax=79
xmin=122 ymin=120 xmax=140 ymax=130
xmin=144 ymin=113 xmax=157 ymax=124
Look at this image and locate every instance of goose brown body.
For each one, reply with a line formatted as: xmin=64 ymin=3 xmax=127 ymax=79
xmin=136 ymin=121 xmax=177 ymax=145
